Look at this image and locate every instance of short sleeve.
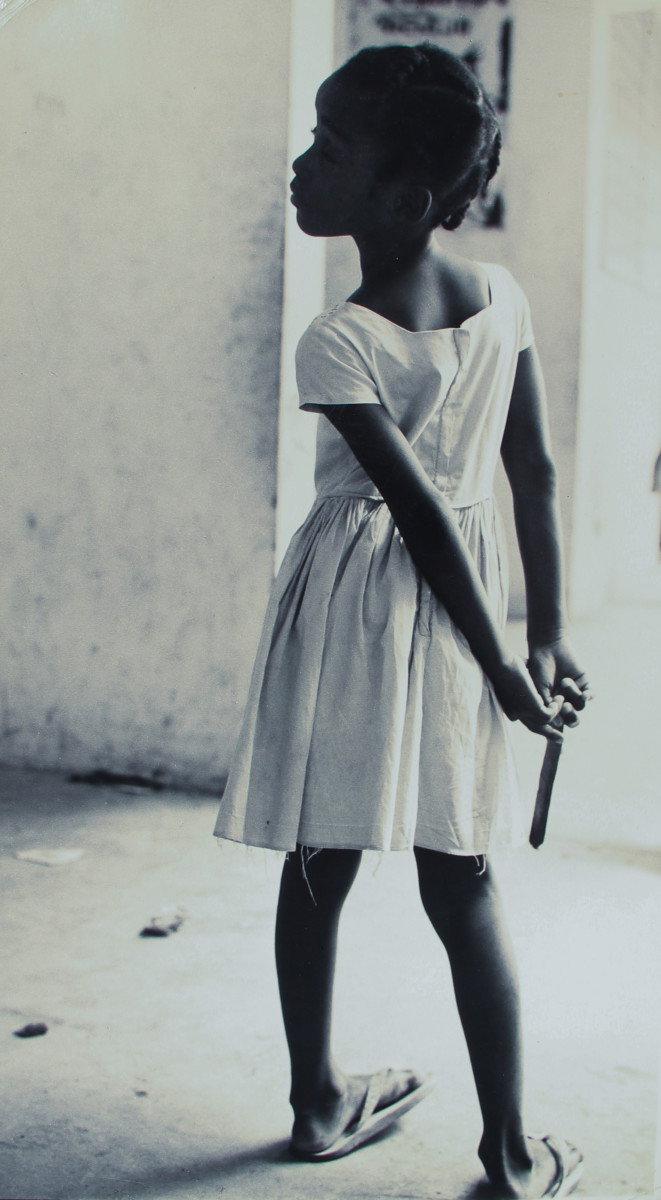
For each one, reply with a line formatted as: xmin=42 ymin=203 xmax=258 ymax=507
xmin=295 ymin=316 xmax=381 ymax=411
xmin=511 ymin=275 xmax=535 ymax=351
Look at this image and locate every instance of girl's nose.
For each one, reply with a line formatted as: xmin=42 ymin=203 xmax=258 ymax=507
xmin=292 ymin=147 xmax=310 ymax=177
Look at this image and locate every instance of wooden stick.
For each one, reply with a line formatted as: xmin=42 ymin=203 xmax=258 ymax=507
xmin=529 ymin=737 xmax=563 ymax=849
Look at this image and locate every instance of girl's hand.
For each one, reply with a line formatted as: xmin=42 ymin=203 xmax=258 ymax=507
xmin=492 ymin=655 xmax=564 ymax=741
xmin=527 ymin=635 xmax=591 ymax=730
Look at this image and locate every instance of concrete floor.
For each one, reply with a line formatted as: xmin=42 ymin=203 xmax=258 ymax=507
xmin=1 ymin=604 xmax=660 ymax=1200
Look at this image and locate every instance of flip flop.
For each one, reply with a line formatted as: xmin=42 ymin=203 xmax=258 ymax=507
xmin=290 ymin=1068 xmax=433 ymax=1162
xmin=538 ymin=1134 xmax=584 ymax=1197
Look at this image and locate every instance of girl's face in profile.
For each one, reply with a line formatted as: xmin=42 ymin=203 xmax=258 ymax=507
xmin=290 ymin=74 xmax=396 ymax=239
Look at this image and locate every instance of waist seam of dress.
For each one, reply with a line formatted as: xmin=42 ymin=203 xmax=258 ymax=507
xmin=312 ymin=491 xmax=495 ymax=510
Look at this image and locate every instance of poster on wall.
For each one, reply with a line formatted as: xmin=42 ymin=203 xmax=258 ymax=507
xmin=342 ymin=0 xmax=514 ymax=228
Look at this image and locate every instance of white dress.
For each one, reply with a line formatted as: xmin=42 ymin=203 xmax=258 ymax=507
xmin=214 ymin=262 xmax=534 ymax=855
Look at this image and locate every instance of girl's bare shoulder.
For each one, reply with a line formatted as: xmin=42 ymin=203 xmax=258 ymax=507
xmin=438 ymin=251 xmax=492 ymax=312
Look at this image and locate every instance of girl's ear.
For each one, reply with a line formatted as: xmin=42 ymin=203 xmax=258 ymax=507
xmin=393 ymin=185 xmax=433 ymax=224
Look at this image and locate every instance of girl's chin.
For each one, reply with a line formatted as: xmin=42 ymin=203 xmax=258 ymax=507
xmin=295 ymin=211 xmax=324 ymax=235
xmin=295 ymin=210 xmax=342 ymax=238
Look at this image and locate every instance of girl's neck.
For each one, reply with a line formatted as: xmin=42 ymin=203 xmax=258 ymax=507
xmin=350 ymin=233 xmax=453 ymax=332
xmin=354 ymin=231 xmax=438 ymax=289
xmin=349 ymin=233 xmax=487 ymax=334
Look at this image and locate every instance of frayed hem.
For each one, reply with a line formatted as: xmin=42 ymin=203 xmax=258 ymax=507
xmin=284 ymin=844 xmax=382 ymax=906
xmin=285 ymin=845 xmax=323 ymax=906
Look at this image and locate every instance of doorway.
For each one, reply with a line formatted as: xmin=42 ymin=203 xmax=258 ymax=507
xmin=572 ymin=2 xmax=661 ymax=612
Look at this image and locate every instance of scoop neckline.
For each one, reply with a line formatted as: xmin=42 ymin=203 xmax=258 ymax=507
xmin=343 ymin=262 xmax=494 ymax=335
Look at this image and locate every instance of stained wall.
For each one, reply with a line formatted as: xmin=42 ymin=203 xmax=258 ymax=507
xmin=0 ymin=0 xmax=291 ymax=787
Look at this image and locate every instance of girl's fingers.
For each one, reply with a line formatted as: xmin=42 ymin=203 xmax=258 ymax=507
xmin=514 ymin=666 xmax=590 ymax=738
xmin=558 ymin=677 xmax=582 ymax=700
xmin=573 ymin=672 xmax=591 ymax=689
xmin=517 ymin=702 xmax=563 ymax=741
xmin=549 ymin=693 xmax=580 ymax=730
xmin=558 ymin=676 xmax=590 ymax=710
xmin=535 ymin=720 xmax=564 ymax=742
xmin=560 ymin=701 xmax=579 ymax=728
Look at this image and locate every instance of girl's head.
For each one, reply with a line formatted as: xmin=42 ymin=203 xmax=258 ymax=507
xmin=291 ymin=43 xmax=501 ymax=239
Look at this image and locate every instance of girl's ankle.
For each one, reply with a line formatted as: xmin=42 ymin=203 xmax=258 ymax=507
xmin=289 ymin=1069 xmax=347 ymax=1115
xmin=478 ymin=1129 xmax=532 ymax=1185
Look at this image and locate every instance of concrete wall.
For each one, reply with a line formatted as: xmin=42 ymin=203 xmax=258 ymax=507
xmin=327 ymin=0 xmax=593 ymax=617
xmin=0 ymin=0 xmax=291 ymax=788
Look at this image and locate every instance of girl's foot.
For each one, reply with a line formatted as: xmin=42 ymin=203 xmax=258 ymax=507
xmin=290 ymin=1068 xmax=427 ymax=1160
xmin=480 ymin=1133 xmax=583 ymax=1198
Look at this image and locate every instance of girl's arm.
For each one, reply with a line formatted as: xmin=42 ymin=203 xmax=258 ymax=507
xmin=500 ymin=346 xmax=590 ymax=718
xmin=325 ymin=403 xmax=561 ymax=738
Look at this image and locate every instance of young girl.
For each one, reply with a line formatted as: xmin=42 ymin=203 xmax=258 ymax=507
xmin=214 ymin=43 xmax=590 ymax=1198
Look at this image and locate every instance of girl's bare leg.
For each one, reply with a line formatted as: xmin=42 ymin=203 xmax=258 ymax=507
xmin=276 ymin=846 xmax=431 ymax=1156
xmin=414 ymin=848 xmax=559 ymax=1198
xmin=275 ymin=847 xmax=363 ymax=1151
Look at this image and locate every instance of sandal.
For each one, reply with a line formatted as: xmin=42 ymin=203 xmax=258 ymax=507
xmin=290 ymin=1068 xmax=433 ymax=1162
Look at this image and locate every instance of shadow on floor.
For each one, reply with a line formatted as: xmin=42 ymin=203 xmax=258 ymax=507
xmin=90 ymin=1141 xmax=290 ymax=1199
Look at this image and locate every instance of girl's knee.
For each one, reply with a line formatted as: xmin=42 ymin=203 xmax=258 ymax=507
xmin=414 ymin=847 xmax=494 ymax=916
xmin=283 ymin=845 xmax=362 ymax=909
xmin=415 ymin=846 xmax=490 ymax=882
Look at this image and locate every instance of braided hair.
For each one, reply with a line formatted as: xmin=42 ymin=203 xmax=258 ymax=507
xmin=334 ymin=43 xmax=501 ymax=231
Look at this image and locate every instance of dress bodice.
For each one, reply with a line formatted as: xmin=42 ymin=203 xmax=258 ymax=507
xmin=295 ymin=262 xmax=534 ymax=509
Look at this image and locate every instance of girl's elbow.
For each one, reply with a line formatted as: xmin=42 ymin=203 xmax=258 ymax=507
xmin=390 ymin=488 xmax=454 ymax=550
xmin=510 ymin=455 xmax=558 ymax=501
xmin=533 ymin=455 xmax=558 ymax=493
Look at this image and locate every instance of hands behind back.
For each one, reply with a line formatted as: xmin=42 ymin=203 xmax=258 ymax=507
xmin=491 ymin=655 xmax=565 ymax=741
xmin=527 ymin=635 xmax=591 ymax=730
xmin=489 ymin=639 xmax=591 ymax=741
xmin=322 ymin=403 xmax=591 ymax=739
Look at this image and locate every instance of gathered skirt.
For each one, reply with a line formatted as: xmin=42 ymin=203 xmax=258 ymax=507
xmin=213 ymin=493 xmax=524 ymax=854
